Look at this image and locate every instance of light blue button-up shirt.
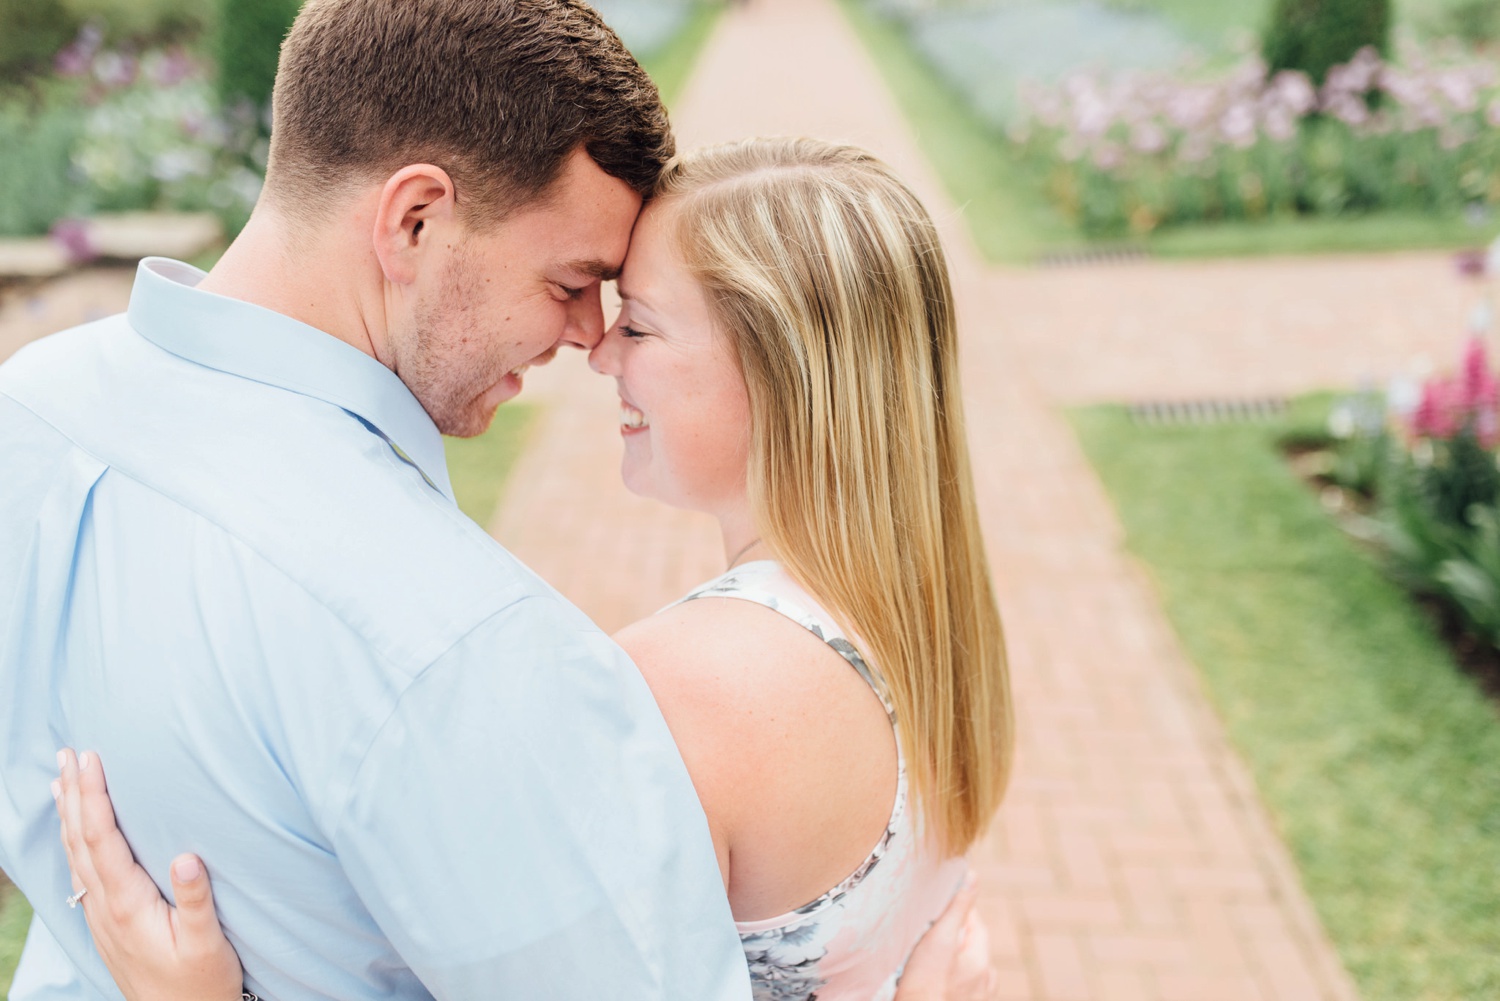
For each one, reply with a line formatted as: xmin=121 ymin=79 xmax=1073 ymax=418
xmin=0 ymin=258 xmax=751 ymax=1001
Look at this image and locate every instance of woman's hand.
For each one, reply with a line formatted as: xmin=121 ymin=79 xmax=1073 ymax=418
xmin=893 ymin=872 xmax=999 ymax=1001
xmin=53 ymin=748 xmax=244 ymax=1001
xmin=53 ymin=746 xmax=997 ymax=1001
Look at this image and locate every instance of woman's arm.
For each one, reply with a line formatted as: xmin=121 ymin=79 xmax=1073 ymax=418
xmin=54 ymin=748 xmax=996 ymax=1001
xmin=53 ymin=748 xmax=243 ymax=1001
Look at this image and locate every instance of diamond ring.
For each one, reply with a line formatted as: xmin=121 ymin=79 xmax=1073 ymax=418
xmin=66 ymin=888 xmax=88 ymax=908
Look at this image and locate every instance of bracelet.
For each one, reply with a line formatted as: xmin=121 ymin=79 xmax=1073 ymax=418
xmin=243 ymin=993 xmax=260 ymax=1001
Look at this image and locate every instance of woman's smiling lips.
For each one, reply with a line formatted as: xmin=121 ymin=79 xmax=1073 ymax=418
xmin=619 ymin=395 xmax=649 ymax=433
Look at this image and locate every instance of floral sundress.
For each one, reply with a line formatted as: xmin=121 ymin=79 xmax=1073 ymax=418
xmin=671 ymin=561 xmax=968 ymax=1001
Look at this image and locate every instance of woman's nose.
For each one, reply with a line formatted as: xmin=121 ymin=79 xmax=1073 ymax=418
xmin=589 ymin=326 xmax=620 ymax=376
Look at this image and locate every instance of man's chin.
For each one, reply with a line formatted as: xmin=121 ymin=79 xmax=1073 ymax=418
xmin=486 ymin=370 xmax=525 ymax=408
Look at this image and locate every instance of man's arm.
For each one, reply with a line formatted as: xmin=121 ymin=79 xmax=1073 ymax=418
xmin=330 ymin=594 xmax=752 ymax=1000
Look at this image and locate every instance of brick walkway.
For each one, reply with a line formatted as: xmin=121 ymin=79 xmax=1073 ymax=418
xmin=3 ymin=5 xmax=1482 ymax=996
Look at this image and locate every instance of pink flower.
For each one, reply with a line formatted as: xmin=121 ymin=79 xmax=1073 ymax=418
xmin=1462 ymin=337 xmax=1496 ymax=408
xmin=1412 ymin=377 xmax=1459 ymax=439
xmin=1129 ymin=121 xmax=1168 ymax=155
xmin=1411 ymin=338 xmax=1500 ymax=445
xmin=49 ymin=219 xmax=96 ymax=266
xmin=1270 ymin=70 xmax=1317 ymax=116
xmin=1435 ymin=70 xmax=1478 ymax=113
xmin=1220 ymin=102 xmax=1258 ymax=147
xmin=1092 ymin=142 xmax=1125 ymax=173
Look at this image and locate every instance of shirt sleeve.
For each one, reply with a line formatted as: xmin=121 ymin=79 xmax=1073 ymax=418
xmin=329 ymin=594 xmax=752 ymax=1001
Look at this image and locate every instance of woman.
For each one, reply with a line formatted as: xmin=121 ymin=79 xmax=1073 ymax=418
xmin=52 ymin=137 xmax=1013 ymax=1000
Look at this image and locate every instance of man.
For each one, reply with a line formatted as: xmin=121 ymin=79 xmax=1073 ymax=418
xmin=0 ymin=1 xmax=752 ymax=997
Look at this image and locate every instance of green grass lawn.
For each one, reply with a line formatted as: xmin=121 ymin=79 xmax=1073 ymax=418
xmin=839 ymin=0 xmax=1497 ymax=262
xmin=0 ymin=875 xmax=31 ymax=1000
xmin=443 ymin=404 xmax=537 ymax=528
xmin=639 ymin=1 xmax=724 ymax=106
xmin=1110 ymin=0 xmax=1494 ymax=45
xmin=1071 ymin=399 xmax=1500 ymax=1001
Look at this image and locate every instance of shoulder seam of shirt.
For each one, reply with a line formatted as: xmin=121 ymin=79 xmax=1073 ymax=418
xmin=2 ymin=384 xmax=534 ymax=662
xmin=325 ymin=593 xmax=584 ymax=837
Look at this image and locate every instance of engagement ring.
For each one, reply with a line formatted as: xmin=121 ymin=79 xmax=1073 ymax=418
xmin=65 ymin=888 xmax=87 ymax=908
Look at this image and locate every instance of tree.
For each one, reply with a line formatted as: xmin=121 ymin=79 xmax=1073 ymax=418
xmin=1263 ymin=0 xmax=1392 ymax=85
xmin=0 ymin=0 xmax=78 ymax=85
xmin=216 ymin=0 xmax=303 ymax=112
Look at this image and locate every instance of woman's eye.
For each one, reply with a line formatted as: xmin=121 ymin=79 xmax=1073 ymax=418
xmin=619 ymin=325 xmax=645 ymax=339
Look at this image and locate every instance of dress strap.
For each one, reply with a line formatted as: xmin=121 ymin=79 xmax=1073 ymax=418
xmin=671 ymin=560 xmax=896 ymax=722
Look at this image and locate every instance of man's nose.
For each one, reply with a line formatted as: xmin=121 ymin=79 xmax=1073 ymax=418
xmin=561 ymin=286 xmax=606 ymax=352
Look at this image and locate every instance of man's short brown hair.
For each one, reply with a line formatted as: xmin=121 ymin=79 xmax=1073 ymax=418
xmin=267 ymin=0 xmax=673 ymax=222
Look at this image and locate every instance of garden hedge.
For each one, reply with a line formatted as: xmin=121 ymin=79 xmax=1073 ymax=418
xmin=1264 ymin=0 xmax=1391 ymax=84
xmin=216 ymin=0 xmax=302 ymax=112
xmin=0 ymin=0 xmax=78 ymax=83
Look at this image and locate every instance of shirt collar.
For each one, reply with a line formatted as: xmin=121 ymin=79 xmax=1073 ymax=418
xmin=126 ymin=257 xmax=455 ymax=503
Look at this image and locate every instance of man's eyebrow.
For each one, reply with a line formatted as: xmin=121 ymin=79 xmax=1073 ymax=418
xmin=562 ymin=259 xmax=622 ymax=282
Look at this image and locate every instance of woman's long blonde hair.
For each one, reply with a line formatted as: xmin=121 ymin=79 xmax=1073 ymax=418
xmin=655 ymin=138 xmax=1013 ymax=854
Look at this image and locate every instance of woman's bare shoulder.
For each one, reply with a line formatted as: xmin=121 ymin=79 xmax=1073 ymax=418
xmin=615 ymin=596 xmax=831 ymax=738
xmin=617 ymin=594 xmax=898 ymax=917
xmin=613 ymin=594 xmax=894 ymax=821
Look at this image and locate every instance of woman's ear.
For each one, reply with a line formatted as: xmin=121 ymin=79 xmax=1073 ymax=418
xmin=372 ymin=164 xmax=459 ymax=286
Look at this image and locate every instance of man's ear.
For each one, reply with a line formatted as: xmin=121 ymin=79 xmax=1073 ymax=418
xmin=372 ymin=165 xmax=459 ymax=286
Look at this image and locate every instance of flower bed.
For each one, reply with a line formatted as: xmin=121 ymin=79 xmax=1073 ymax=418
xmin=0 ymin=29 xmax=261 ymax=239
xmin=0 ymin=1 xmax=710 ymax=243
xmin=1013 ymin=44 xmax=1500 ymax=234
xmin=1314 ymin=246 xmax=1500 ymax=659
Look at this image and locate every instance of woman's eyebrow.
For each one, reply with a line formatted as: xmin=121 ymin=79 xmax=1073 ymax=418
xmin=615 ymin=287 xmax=658 ymax=312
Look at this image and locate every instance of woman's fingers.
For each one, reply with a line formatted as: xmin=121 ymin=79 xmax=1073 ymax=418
xmin=893 ymin=871 xmax=982 ymax=1000
xmin=56 ymin=749 xmax=172 ymax=930
xmin=956 ymin=906 xmax=996 ymax=998
xmin=167 ymin=855 xmax=222 ymax=949
xmin=57 ymin=749 xmax=104 ymax=902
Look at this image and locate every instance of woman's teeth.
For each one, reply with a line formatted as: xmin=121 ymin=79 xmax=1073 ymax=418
xmin=509 ymin=364 xmax=530 ymax=378
xmin=621 ymin=403 xmax=648 ymax=429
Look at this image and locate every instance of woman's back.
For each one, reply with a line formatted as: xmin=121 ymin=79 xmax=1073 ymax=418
xmin=616 ymin=561 xmax=966 ymax=1000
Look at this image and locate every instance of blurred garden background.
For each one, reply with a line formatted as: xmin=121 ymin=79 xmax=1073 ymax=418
xmin=2 ymin=0 xmax=1498 ymax=998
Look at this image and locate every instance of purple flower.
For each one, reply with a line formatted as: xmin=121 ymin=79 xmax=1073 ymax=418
xmin=53 ymin=24 xmax=103 ymax=78
xmin=1435 ymin=70 xmax=1478 ymax=113
xmin=1220 ymin=102 xmax=1258 ymax=147
xmin=1129 ymin=121 xmax=1168 ymax=155
xmin=92 ymin=52 xmax=138 ymax=90
xmin=147 ymin=49 xmax=198 ymax=88
xmin=1326 ymin=94 xmax=1371 ymax=127
xmin=50 ymin=219 xmax=96 ymax=266
xmin=1092 ymin=142 xmax=1125 ymax=173
xmin=1270 ymin=70 xmax=1317 ymax=116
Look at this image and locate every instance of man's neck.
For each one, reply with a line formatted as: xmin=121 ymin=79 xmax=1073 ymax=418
xmin=197 ymin=207 xmax=381 ymax=362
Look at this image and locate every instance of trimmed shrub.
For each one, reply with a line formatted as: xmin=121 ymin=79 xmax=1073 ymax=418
xmin=215 ymin=0 xmax=302 ymax=112
xmin=1449 ymin=0 xmax=1500 ymax=46
xmin=0 ymin=0 xmax=78 ymax=84
xmin=0 ymin=97 xmax=84 ymax=236
xmin=61 ymin=0 xmax=209 ymax=45
xmin=1264 ymin=0 xmax=1392 ymax=85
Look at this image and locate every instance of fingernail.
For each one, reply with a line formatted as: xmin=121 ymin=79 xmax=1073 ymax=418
xmin=50 ymin=780 xmax=61 ymax=801
xmin=173 ymin=857 xmax=202 ymax=882
xmin=78 ymin=752 xmax=91 ymax=772
xmin=57 ymin=750 xmax=67 ymax=770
